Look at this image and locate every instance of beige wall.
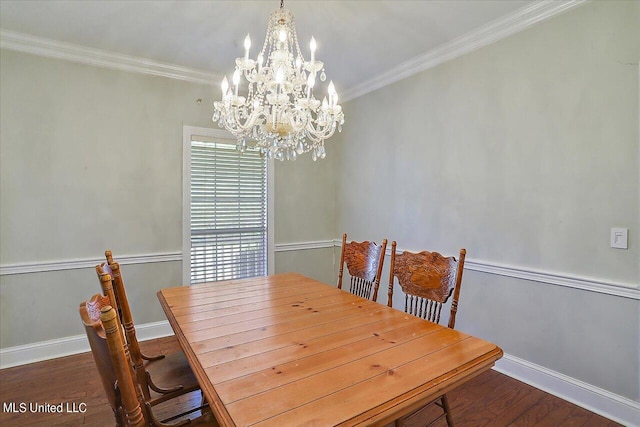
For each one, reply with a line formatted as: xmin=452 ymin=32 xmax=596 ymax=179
xmin=274 ymin=154 xmax=337 ymax=245
xmin=273 ymin=152 xmax=338 ymax=286
xmin=334 ymin=0 xmax=639 ymax=401
xmin=0 ymin=0 xmax=638 ymax=413
xmin=274 ymin=247 xmax=335 ymax=285
xmin=0 ymin=52 xmax=214 ymax=262
xmin=0 ymin=50 xmax=336 ymax=348
xmin=0 ymin=261 xmax=181 ymax=346
xmin=272 ymin=149 xmax=338 ymax=285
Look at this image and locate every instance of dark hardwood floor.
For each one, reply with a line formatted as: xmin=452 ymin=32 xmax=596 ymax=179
xmin=0 ymin=336 xmax=621 ymax=426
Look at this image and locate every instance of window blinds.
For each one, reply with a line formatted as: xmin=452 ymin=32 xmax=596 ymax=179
xmin=190 ymin=138 xmax=267 ymax=284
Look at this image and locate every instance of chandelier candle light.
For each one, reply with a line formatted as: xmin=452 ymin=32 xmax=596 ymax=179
xmin=212 ymin=0 xmax=344 ymax=161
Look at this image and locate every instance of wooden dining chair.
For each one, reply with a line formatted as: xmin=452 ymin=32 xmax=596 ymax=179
xmin=96 ymin=256 xmax=200 ymax=405
xmin=337 ymin=233 xmax=387 ymax=301
xmin=81 ymin=295 xmax=217 ymax=426
xmin=80 ymin=294 xmax=126 ymax=425
xmin=105 ymin=250 xmax=165 ymax=362
xmin=387 ymin=241 xmax=466 ymax=427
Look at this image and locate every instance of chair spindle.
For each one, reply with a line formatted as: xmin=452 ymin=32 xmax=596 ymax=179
xmin=388 ymin=243 xmax=467 ymax=427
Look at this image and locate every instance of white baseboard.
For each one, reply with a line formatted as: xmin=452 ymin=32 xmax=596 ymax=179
xmin=494 ymin=354 xmax=640 ymax=427
xmin=1 ymin=323 xmax=637 ymax=426
xmin=0 ymin=320 xmax=173 ymax=369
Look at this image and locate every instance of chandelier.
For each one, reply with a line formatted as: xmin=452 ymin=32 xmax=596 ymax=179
xmin=212 ymin=0 xmax=344 ymax=161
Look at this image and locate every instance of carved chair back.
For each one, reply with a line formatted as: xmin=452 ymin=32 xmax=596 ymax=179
xmin=80 ymin=296 xmax=146 ymax=426
xmin=388 ymin=241 xmax=466 ymax=329
xmin=338 ymin=233 xmax=387 ymax=301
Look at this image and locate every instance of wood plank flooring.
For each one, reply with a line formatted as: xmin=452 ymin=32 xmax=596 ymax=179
xmin=0 ymin=336 xmax=621 ymax=426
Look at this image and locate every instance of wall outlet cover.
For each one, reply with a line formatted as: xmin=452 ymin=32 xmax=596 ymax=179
xmin=610 ymin=228 xmax=628 ymax=249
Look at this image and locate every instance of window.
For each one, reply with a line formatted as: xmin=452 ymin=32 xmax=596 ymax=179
xmin=182 ymin=126 xmax=273 ymax=285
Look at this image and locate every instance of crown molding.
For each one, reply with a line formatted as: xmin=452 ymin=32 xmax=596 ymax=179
xmin=0 ymin=29 xmax=221 ymax=86
xmin=3 ymin=1 xmax=586 ymax=99
xmin=341 ymin=0 xmax=588 ymax=102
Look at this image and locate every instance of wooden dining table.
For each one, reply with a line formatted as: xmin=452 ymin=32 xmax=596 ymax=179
xmin=157 ymin=273 xmax=503 ymax=426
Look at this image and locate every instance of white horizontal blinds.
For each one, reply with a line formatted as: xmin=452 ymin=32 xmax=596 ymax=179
xmin=190 ymin=138 xmax=267 ymax=284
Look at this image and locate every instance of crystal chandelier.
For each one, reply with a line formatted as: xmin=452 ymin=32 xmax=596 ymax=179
xmin=212 ymin=0 xmax=344 ymax=161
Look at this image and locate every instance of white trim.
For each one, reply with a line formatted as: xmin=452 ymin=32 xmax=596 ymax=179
xmin=2 ymin=2 xmax=585 ymax=102
xmin=0 ymin=252 xmax=181 ymax=276
xmin=181 ymin=125 xmax=273 ymax=284
xmin=182 ymin=126 xmax=194 ymax=286
xmin=2 ymin=240 xmax=637 ymax=300
xmin=0 ymin=30 xmax=220 ymax=86
xmin=464 ymin=259 xmax=639 ymax=300
xmin=1 ymin=329 xmax=636 ymax=426
xmin=275 ymin=240 xmax=335 ymax=252
xmin=0 ymin=320 xmax=173 ymax=370
xmin=341 ymin=0 xmax=587 ymax=101
xmin=376 ymin=242 xmax=639 ymax=300
xmin=267 ymin=159 xmax=275 ymax=275
xmin=181 ymin=126 xmax=238 ymax=285
xmin=494 ymin=354 xmax=640 ymax=427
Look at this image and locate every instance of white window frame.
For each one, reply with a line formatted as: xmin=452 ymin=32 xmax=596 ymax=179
xmin=182 ymin=125 xmax=274 ymax=285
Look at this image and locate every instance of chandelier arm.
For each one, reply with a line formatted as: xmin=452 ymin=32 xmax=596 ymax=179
xmin=233 ymin=106 xmax=267 ymax=136
xmin=305 ymin=117 xmax=338 ymax=142
xmin=286 ymin=111 xmax=308 ymax=134
xmin=222 ymin=108 xmax=252 ymax=138
xmin=213 ymin=2 xmax=343 ymax=160
xmin=304 ymin=124 xmax=328 ymax=144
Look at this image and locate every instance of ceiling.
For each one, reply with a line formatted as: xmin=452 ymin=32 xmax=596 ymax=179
xmin=0 ymin=0 xmax=579 ymax=101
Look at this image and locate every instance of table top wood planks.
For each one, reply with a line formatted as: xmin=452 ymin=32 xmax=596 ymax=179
xmin=157 ymin=273 xmax=502 ymax=426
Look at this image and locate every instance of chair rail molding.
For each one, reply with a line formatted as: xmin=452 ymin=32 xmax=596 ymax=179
xmin=0 ymin=252 xmax=182 ymax=275
xmin=463 ymin=258 xmax=639 ymax=300
xmin=1 ymin=239 xmax=637 ymax=424
xmin=0 ymin=241 xmax=334 ymax=275
xmin=340 ymin=239 xmax=639 ymax=300
xmin=2 ymin=240 xmax=637 ymax=300
xmin=274 ymin=240 xmax=336 ymax=252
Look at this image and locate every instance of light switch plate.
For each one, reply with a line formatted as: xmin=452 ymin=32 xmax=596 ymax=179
xmin=610 ymin=228 xmax=628 ymax=249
